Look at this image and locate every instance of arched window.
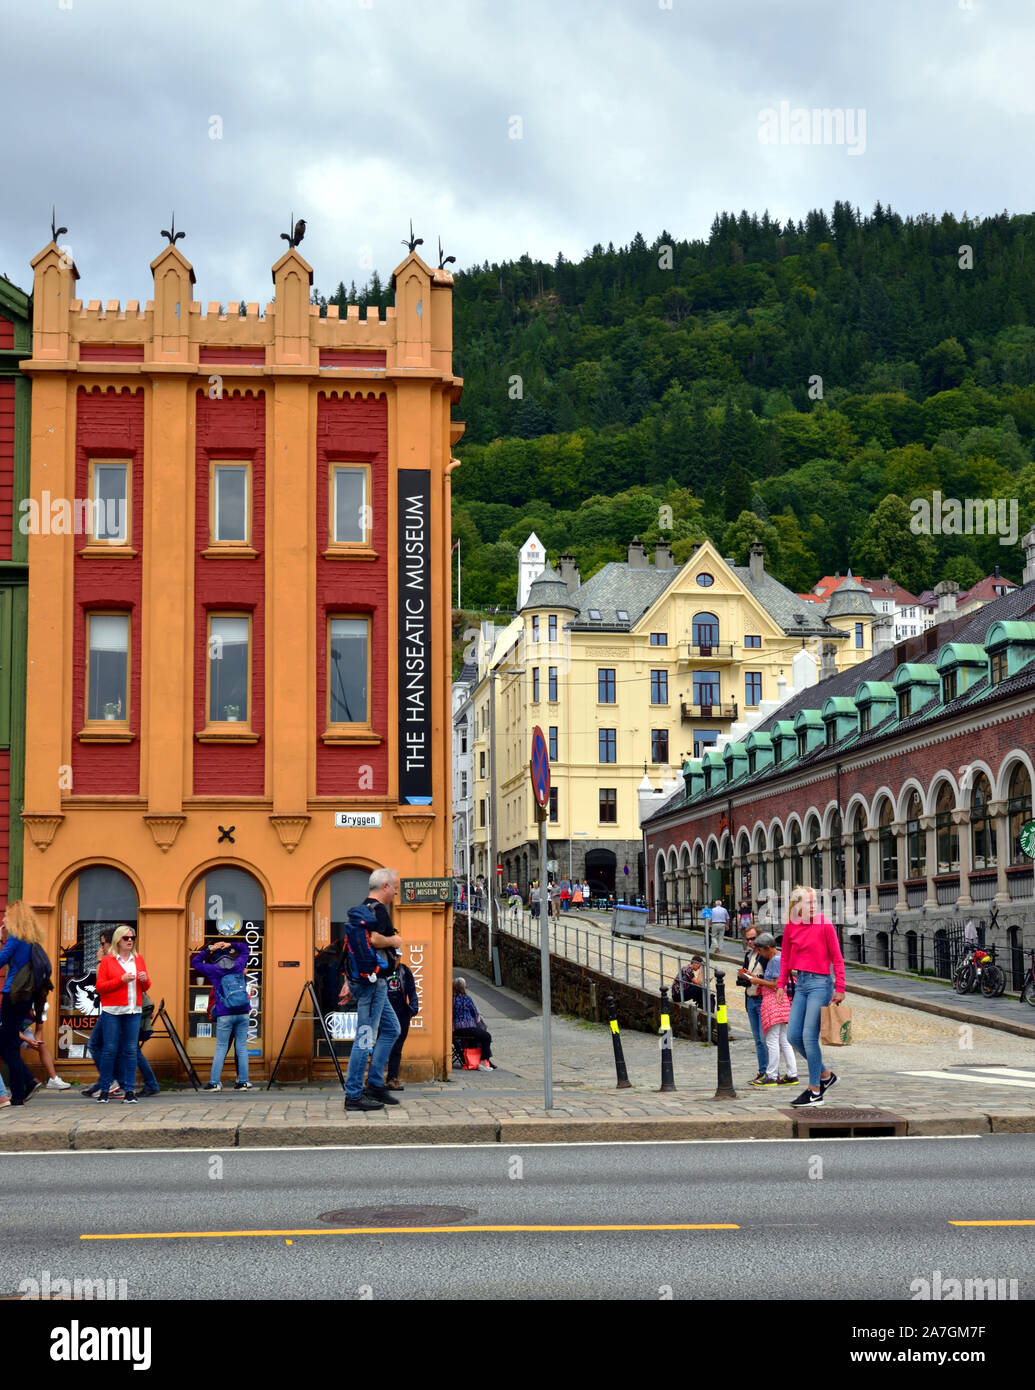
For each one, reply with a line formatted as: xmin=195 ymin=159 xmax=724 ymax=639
xmin=935 ymin=783 xmax=959 ymax=873
xmin=830 ymin=811 xmax=845 ymax=891
xmin=692 ymin=612 xmax=720 ymax=650
xmin=905 ymin=789 xmax=925 ymax=879
xmin=806 ymin=816 xmax=822 ymax=890
xmin=971 ymin=773 xmax=997 ymax=870
xmin=852 ymin=807 xmax=869 ymax=886
xmin=57 ymin=866 xmax=139 ymax=1063
xmin=1007 ymin=764 xmax=1033 ymax=865
xmin=771 ymin=824 xmax=783 ymax=891
xmin=789 ymin=822 xmax=803 ymax=886
xmin=754 ymin=830 xmax=767 ymax=893
xmin=878 ymin=799 xmax=897 ymax=884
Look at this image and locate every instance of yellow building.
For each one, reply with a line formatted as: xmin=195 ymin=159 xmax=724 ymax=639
xmin=465 ymin=536 xmax=876 ymax=899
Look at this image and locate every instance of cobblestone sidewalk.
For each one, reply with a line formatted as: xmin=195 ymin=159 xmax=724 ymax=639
xmin=2 ymin=970 xmax=1034 ymax=1150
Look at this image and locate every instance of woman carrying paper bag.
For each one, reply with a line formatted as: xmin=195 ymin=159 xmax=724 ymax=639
xmin=778 ymin=886 xmax=847 ymax=1108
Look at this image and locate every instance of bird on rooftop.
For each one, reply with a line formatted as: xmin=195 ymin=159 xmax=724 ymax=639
xmin=280 ymin=216 xmax=306 ymax=249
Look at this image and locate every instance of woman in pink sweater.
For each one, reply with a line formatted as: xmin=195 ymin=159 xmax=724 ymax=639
xmin=778 ymin=886 xmax=846 ymax=1107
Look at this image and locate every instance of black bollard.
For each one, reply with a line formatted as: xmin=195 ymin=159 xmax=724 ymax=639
xmin=713 ymin=970 xmax=737 ymax=1099
xmin=658 ymin=985 xmax=676 ymax=1092
xmin=606 ymin=993 xmax=632 ymax=1089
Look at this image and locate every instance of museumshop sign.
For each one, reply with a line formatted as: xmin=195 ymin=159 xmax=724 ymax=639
xmin=399 ymin=468 xmax=433 ymax=807
xmin=335 ymin=811 xmax=383 ymax=828
xmin=399 ymin=877 xmax=453 ymax=905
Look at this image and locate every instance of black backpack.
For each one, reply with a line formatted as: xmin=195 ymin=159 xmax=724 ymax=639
xmin=8 ymin=943 xmax=53 ymax=1007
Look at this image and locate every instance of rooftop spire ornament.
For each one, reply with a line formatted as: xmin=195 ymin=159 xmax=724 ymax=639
xmin=160 ymin=212 xmax=185 ymax=246
xmin=280 ymin=214 xmax=306 ymax=250
xmin=437 ymin=236 xmax=456 ymax=270
xmin=402 ymin=219 xmax=423 ymax=254
xmin=50 ymin=206 xmax=67 ymax=243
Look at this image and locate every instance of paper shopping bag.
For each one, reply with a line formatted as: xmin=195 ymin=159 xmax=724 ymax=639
xmin=820 ymin=1002 xmax=853 ymax=1046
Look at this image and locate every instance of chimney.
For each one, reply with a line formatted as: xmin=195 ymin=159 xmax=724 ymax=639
xmin=994 ymin=564 xmax=1000 ymax=579
xmin=749 ymin=539 xmax=765 ymax=584
xmin=654 ymin=542 xmax=674 ymax=571
xmin=934 ymin=579 xmax=960 ymax=623
xmin=556 ymin=551 xmax=581 ymax=593
xmin=820 ymin=641 xmax=838 ymax=680
xmin=1024 ymin=526 xmax=1035 ymax=585
xmin=871 ymin=614 xmax=895 ymax=654
xmin=627 ymin=536 xmax=649 ymax=569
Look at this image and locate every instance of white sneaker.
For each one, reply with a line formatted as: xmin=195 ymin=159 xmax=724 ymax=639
xmin=46 ymin=1077 xmax=72 ymax=1091
xmin=478 ymin=1060 xmax=493 ymax=1071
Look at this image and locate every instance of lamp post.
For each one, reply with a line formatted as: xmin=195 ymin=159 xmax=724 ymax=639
xmin=452 ymin=811 xmax=472 ymax=950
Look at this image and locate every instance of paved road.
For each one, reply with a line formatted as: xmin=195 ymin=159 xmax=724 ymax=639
xmin=3 ymin=1136 xmax=1033 ymax=1299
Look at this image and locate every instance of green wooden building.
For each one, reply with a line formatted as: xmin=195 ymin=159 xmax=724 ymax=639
xmin=0 ymin=275 xmax=31 ymax=901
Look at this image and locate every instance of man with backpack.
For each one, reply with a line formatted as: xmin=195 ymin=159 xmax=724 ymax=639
xmin=190 ymin=939 xmax=253 ymax=1091
xmin=342 ymin=868 xmax=403 ymax=1112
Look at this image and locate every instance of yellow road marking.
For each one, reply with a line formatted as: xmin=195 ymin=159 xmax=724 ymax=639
xmin=82 ymin=1222 xmax=740 ymax=1241
xmin=949 ymin=1219 xmax=1035 ymax=1226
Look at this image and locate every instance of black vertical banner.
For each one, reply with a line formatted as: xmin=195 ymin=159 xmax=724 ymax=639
xmin=398 ymin=468 xmax=433 ymax=804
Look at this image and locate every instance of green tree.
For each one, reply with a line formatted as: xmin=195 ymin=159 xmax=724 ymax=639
xmin=851 ymin=494 xmax=937 ymax=594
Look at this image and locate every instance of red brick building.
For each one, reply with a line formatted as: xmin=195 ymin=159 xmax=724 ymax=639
xmin=644 ymin=566 xmax=1035 ymax=986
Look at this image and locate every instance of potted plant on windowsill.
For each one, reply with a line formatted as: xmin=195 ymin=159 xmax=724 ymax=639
xmin=223 ymin=705 xmax=241 ymax=722
xmin=103 ymin=702 xmax=120 ymax=720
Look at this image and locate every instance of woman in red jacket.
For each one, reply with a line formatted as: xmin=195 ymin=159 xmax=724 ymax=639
xmin=778 ymin=886 xmax=846 ymax=1108
xmin=94 ymin=925 xmax=150 ymax=1104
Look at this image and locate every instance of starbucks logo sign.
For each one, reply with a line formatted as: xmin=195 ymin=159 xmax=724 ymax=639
xmin=1020 ymin=820 xmax=1035 ymax=860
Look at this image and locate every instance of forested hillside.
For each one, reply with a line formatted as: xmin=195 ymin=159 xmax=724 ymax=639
xmin=318 ymin=203 xmax=1035 ymax=606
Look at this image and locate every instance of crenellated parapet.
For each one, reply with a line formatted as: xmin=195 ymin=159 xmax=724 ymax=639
xmin=24 ymin=238 xmax=457 ymax=385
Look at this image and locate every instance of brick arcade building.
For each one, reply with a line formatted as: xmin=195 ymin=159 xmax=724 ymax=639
xmin=643 ymin=569 xmax=1035 ymax=985
xmin=21 ymin=232 xmax=462 ymax=1080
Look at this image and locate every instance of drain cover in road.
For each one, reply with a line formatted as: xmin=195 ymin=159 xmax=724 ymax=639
xmin=317 ymin=1205 xmax=474 ymax=1226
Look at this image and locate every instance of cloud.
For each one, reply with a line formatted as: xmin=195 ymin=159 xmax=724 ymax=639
xmin=0 ymin=0 xmax=1031 ymax=302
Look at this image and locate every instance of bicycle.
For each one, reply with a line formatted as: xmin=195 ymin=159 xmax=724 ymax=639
xmin=1020 ymin=950 xmax=1035 ymax=1008
xmin=954 ymin=947 xmax=1006 ymax=998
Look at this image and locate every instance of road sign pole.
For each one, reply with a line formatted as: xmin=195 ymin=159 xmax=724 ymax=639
xmin=538 ymin=802 xmax=553 ymax=1110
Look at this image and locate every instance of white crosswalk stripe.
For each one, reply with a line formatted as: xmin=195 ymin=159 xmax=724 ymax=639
xmin=903 ymin=1067 xmax=1035 ymax=1090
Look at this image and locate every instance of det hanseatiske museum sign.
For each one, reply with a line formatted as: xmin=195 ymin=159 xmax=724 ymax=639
xmin=398 ymin=469 xmax=433 ymax=804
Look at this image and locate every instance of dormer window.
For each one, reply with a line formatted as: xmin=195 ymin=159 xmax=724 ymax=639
xmin=990 ymin=651 xmax=1008 ymax=686
xmin=942 ymin=670 xmax=958 ymax=703
xmin=797 ymin=731 xmax=808 ymax=757
xmin=859 ymin=705 xmax=871 ymax=732
xmin=898 ymin=690 xmax=911 ymax=719
xmin=748 ymin=749 xmax=756 ymax=774
xmin=825 ymin=722 xmax=836 ymax=747
xmin=773 ymin=740 xmax=782 ymax=766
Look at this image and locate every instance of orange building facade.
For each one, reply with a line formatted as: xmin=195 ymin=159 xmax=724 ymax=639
xmin=21 ymin=235 xmax=462 ymax=1081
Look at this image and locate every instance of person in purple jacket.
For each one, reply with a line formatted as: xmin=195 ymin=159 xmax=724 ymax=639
xmin=190 ymin=940 xmax=253 ymax=1091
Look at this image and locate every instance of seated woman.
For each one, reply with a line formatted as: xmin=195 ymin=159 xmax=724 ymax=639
xmin=452 ymin=977 xmax=496 ymax=1071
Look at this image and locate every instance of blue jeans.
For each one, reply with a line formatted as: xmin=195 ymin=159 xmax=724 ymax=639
xmin=787 ymin=972 xmax=834 ymax=1088
xmin=136 ymin=1043 xmax=159 ymax=1092
xmin=211 ymin=1013 xmax=250 ymax=1084
xmin=745 ymin=994 xmax=768 ymax=1074
xmin=344 ymin=978 xmax=401 ymax=1098
xmin=97 ymin=1013 xmax=142 ymax=1094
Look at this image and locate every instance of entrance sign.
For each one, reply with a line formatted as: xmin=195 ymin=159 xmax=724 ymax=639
xmin=530 ymin=725 xmax=550 ymax=808
xmin=400 ymin=877 xmax=453 ymax=904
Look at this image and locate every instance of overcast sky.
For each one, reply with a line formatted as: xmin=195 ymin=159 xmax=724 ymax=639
xmin=1 ymin=0 xmax=1031 ymax=305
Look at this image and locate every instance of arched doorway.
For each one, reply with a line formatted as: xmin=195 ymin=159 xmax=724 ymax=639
xmin=57 ymin=866 xmax=139 ymax=1064
xmin=186 ymin=868 xmax=266 ymax=1067
xmin=313 ymin=866 xmax=371 ymax=1061
xmin=586 ymin=848 xmax=616 ymax=899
